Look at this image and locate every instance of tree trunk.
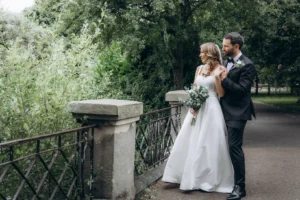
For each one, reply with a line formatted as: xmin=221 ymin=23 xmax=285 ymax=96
xmin=255 ymin=76 xmax=259 ymax=95
xmin=173 ymin=42 xmax=184 ymax=89
xmin=173 ymin=66 xmax=184 ymax=89
xmin=268 ymin=81 xmax=271 ymax=96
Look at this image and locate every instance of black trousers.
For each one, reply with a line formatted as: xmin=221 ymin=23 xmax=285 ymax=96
xmin=226 ymin=120 xmax=247 ymax=189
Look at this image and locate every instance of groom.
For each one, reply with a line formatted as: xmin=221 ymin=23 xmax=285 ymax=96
xmin=219 ymin=32 xmax=256 ymax=200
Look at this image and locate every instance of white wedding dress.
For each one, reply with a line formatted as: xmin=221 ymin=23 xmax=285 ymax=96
xmin=162 ymin=74 xmax=234 ymax=193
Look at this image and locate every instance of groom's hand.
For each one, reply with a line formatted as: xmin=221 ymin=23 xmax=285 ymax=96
xmin=214 ymin=66 xmax=224 ymax=77
xmin=220 ymin=69 xmax=228 ymax=81
xmin=215 ymin=66 xmax=227 ymax=80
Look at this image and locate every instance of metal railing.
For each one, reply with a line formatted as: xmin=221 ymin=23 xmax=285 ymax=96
xmin=0 ymin=125 xmax=96 ymax=200
xmin=135 ymin=105 xmax=181 ymax=176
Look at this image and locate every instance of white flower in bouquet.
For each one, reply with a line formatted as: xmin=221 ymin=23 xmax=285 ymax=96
xmin=181 ymin=84 xmax=209 ymax=125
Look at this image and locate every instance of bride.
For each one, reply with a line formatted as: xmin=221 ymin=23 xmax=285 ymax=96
xmin=162 ymin=42 xmax=234 ymax=193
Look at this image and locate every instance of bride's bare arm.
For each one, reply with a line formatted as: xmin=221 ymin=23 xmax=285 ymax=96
xmin=214 ymin=66 xmax=226 ymax=97
xmin=193 ymin=66 xmax=200 ymax=86
xmin=191 ymin=66 xmax=201 ymax=115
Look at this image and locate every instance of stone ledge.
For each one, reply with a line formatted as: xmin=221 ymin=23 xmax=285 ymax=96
xmin=134 ymin=161 xmax=167 ymax=195
xmin=68 ymin=99 xmax=143 ymax=120
xmin=165 ymin=90 xmax=188 ymax=102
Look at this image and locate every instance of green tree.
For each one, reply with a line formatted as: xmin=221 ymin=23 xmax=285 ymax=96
xmin=246 ymin=0 xmax=300 ymax=101
xmin=0 ymin=11 xmax=99 ymax=141
xmin=29 ymin=0 xmax=265 ymax=108
xmin=29 ymin=0 xmax=300 ymax=104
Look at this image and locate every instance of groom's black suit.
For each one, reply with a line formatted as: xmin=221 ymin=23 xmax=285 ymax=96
xmin=220 ymin=54 xmax=256 ymax=190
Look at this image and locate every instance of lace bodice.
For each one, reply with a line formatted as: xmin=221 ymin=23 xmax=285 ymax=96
xmin=195 ymin=76 xmax=218 ymax=97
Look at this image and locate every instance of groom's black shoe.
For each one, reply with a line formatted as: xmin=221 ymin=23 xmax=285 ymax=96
xmin=226 ymin=185 xmax=246 ymax=200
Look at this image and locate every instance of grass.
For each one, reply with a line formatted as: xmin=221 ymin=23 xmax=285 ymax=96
xmin=251 ymin=92 xmax=300 ymax=112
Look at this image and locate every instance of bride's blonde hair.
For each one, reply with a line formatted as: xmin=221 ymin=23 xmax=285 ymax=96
xmin=200 ymin=42 xmax=222 ymax=71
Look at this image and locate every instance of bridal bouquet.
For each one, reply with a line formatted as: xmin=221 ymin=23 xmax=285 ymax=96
xmin=182 ymin=85 xmax=209 ymax=125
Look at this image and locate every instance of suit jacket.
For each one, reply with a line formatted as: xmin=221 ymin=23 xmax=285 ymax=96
xmin=220 ymin=54 xmax=256 ymax=121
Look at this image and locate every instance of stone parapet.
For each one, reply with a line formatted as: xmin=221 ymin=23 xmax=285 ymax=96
xmin=68 ymin=99 xmax=143 ymax=200
xmin=165 ymin=90 xmax=189 ymax=126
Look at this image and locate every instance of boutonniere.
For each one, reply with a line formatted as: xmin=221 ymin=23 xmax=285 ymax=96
xmin=234 ymin=60 xmax=245 ymax=68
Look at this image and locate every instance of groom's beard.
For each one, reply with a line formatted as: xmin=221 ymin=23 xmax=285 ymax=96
xmin=225 ymin=48 xmax=234 ymax=57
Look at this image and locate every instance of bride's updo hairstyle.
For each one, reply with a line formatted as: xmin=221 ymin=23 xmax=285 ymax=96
xmin=200 ymin=42 xmax=222 ymax=71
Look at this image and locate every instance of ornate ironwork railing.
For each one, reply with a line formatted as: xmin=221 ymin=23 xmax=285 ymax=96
xmin=135 ymin=105 xmax=181 ymax=176
xmin=0 ymin=125 xmax=96 ymax=200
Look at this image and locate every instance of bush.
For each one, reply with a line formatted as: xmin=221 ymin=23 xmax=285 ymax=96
xmin=0 ymin=14 xmax=99 ymax=141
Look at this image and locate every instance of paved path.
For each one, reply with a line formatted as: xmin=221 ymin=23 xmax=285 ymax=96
xmin=138 ymin=102 xmax=300 ymax=200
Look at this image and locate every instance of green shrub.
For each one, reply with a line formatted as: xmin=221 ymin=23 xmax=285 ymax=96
xmin=0 ymin=13 xmax=99 ymax=141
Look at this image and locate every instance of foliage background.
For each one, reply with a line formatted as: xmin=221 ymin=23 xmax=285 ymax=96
xmin=0 ymin=0 xmax=299 ymax=140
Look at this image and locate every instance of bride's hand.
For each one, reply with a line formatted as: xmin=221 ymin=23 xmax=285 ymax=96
xmin=190 ymin=108 xmax=198 ymax=116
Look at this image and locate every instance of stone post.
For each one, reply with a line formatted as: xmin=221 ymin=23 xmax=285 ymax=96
xmin=165 ymin=90 xmax=189 ymax=140
xmin=68 ymin=99 xmax=143 ymax=200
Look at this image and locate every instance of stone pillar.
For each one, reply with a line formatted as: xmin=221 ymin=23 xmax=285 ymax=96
xmin=165 ymin=90 xmax=188 ymax=140
xmin=68 ymin=99 xmax=143 ymax=200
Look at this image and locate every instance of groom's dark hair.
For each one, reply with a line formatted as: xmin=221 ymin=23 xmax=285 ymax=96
xmin=224 ymin=32 xmax=244 ymax=49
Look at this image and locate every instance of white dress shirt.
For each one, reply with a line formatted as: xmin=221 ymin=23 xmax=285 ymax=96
xmin=227 ymin=51 xmax=243 ymax=72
